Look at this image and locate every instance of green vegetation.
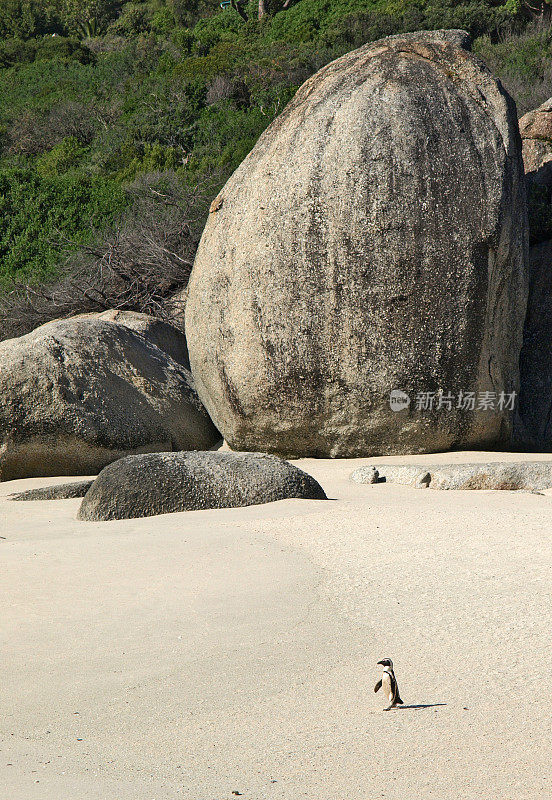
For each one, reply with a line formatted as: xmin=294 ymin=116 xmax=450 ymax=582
xmin=0 ymin=0 xmax=551 ymax=326
xmin=0 ymin=168 xmax=126 ymax=289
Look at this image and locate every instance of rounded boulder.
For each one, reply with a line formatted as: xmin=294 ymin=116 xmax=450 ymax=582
xmin=77 ymin=451 xmax=327 ymax=520
xmin=184 ymin=30 xmax=528 ymax=457
xmin=0 ymin=317 xmax=219 ymax=480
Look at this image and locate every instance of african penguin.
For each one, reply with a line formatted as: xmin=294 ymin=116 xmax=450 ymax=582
xmin=374 ymin=658 xmax=403 ymax=710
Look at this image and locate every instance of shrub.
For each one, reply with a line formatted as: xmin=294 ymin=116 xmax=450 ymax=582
xmin=34 ymin=35 xmax=96 ymax=63
xmin=0 ymin=171 xmax=217 ymax=338
xmin=108 ymin=2 xmax=153 ymax=35
xmin=116 ymin=142 xmax=181 ymax=179
xmin=0 ymin=168 xmax=127 ymax=288
xmin=324 ymin=11 xmax=397 ymax=48
xmin=36 ymin=136 xmax=88 ymax=176
xmin=171 ymin=0 xmax=217 ymax=28
xmin=0 ymin=0 xmax=547 ymax=316
xmin=151 ymin=6 xmax=179 ymax=35
xmin=60 ymin=0 xmax=124 ymax=37
xmin=0 ymin=0 xmax=56 ymax=40
xmin=6 ymin=101 xmax=99 ymax=157
xmin=474 ymin=22 xmax=552 ymax=114
xmin=206 ymin=74 xmax=251 ymax=105
xmin=192 ymin=11 xmax=245 ymax=53
xmin=0 ymin=38 xmax=37 ymax=68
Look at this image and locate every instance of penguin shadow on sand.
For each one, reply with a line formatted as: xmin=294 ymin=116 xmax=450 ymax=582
xmin=375 ymin=658 xmax=446 ymax=711
xmin=392 ymin=702 xmax=447 ymax=711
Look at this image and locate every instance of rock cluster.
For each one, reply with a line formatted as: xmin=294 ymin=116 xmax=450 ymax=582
xmin=2 ymin=29 xmax=545 ymax=503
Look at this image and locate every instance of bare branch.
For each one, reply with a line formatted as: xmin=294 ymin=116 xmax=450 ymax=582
xmin=0 ymin=170 xmax=222 ymax=341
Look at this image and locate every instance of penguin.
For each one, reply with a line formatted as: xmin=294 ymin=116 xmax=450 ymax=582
xmin=374 ymin=658 xmax=403 ymax=710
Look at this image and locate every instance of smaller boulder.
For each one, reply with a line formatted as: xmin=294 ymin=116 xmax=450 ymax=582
xmin=522 ymin=139 xmax=552 ymax=186
xmin=353 ymin=464 xmax=433 ymax=488
xmin=520 ymin=99 xmax=552 ymax=186
xmin=519 ymin=98 xmax=552 ymax=141
xmin=77 ymin=451 xmax=326 ymax=521
xmin=0 ymin=316 xmax=219 ymax=481
xmin=351 ymin=462 xmax=552 ymax=490
xmin=9 ymin=480 xmax=94 ymax=501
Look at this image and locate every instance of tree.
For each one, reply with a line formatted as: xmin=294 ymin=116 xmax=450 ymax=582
xmin=233 ymin=0 xmax=299 ymax=22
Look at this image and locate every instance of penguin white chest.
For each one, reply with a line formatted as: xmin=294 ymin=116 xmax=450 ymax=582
xmin=382 ymin=672 xmax=393 ymax=702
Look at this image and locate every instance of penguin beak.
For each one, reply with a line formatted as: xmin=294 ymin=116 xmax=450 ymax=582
xmin=377 ymin=660 xmax=385 ymax=666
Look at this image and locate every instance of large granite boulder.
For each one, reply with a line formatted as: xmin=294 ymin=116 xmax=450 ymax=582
xmin=77 ymin=451 xmax=326 ymax=521
xmin=184 ymin=30 xmax=528 ymax=458
xmin=0 ymin=317 xmax=220 ymax=480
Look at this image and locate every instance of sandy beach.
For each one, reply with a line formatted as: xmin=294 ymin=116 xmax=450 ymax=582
xmin=2 ymin=451 xmax=552 ymax=799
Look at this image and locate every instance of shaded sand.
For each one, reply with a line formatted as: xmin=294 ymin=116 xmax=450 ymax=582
xmin=1 ymin=452 xmax=552 ymax=799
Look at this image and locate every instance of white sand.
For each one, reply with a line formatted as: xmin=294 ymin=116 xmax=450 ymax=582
xmin=1 ymin=452 xmax=552 ymax=799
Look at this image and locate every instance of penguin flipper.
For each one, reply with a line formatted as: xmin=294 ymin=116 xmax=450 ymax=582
xmin=395 ymin=695 xmax=404 ymax=705
xmin=374 ymin=679 xmax=382 ymax=693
